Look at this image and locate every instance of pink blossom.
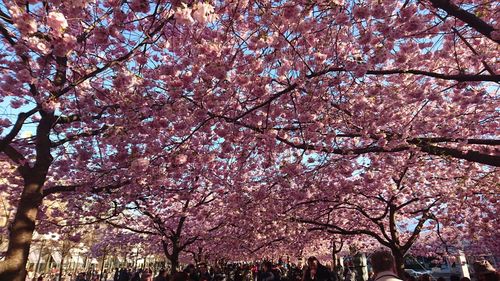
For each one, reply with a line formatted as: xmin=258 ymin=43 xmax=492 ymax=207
xmin=17 ymin=69 xmax=32 ymax=83
xmin=47 ymin=12 xmax=68 ymax=36
xmin=353 ymin=6 xmax=370 ymax=19
xmin=344 ymin=60 xmax=357 ymax=71
xmin=405 ymin=18 xmax=423 ymax=32
xmin=14 ymin=15 xmax=37 ymax=35
xmin=400 ymin=5 xmax=417 ymax=19
xmin=352 ymin=64 xmax=368 ymax=77
xmin=10 ymin=99 xmax=24 ymax=109
xmin=27 ymin=37 xmax=47 ymax=54
xmin=36 ymin=42 xmax=50 ymax=54
xmin=371 ymin=5 xmax=386 ymax=18
xmin=175 ymin=4 xmax=195 ymax=25
xmin=131 ymin=158 xmax=150 ymax=171
xmin=58 ymin=33 xmax=78 ymax=55
xmin=130 ymin=0 xmax=150 ymax=13
xmin=93 ymin=28 xmax=109 ymax=44
xmin=205 ymin=63 xmax=226 ymax=80
xmin=314 ymin=52 xmax=327 ymax=63
xmin=358 ymin=32 xmax=372 ymax=45
xmin=192 ymin=2 xmax=216 ymax=24
xmin=175 ymin=154 xmax=188 ymax=165
xmin=0 ymin=118 xmax=12 ymax=128
xmin=491 ymin=30 xmax=500 ymax=41
xmin=336 ymin=13 xmax=349 ymax=24
xmin=41 ymin=100 xmax=61 ymax=112
xmin=283 ymin=5 xmax=298 ymax=19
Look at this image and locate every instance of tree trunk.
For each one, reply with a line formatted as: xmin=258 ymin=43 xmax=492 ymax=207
xmin=34 ymin=241 xmax=45 ymax=278
xmin=83 ymin=256 xmax=88 ymax=272
xmin=391 ymin=249 xmax=406 ymax=279
xmin=0 ymin=112 xmax=53 ymax=281
xmin=74 ymin=254 xmax=80 ymax=275
xmin=0 ymin=180 xmax=43 ymax=281
xmin=169 ymin=253 xmax=179 ymax=276
xmin=59 ymin=255 xmax=65 ymax=281
xmin=161 ymin=239 xmax=180 ymax=276
xmin=100 ymin=251 xmax=107 ymax=281
xmin=332 ymin=252 xmax=337 ymax=271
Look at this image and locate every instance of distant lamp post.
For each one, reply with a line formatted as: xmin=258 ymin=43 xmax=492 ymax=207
xmin=331 ymin=237 xmax=344 ymax=277
xmin=34 ymin=239 xmax=46 ymax=278
xmin=0 ymin=195 xmax=11 ymax=259
xmin=34 ymin=233 xmax=58 ymax=278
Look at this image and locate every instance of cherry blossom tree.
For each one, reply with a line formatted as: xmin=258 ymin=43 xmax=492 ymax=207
xmin=0 ymin=0 xmax=205 ymax=279
xmin=69 ymin=164 xmax=229 ymax=274
xmin=1 ymin=0 xmax=498 ymax=280
xmin=104 ymin=192 xmax=223 ymax=274
xmin=284 ymin=153 xmax=498 ymax=277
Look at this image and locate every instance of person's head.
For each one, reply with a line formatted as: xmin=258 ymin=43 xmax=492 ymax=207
xmin=171 ymin=272 xmax=189 ymax=281
xmin=420 ymin=274 xmax=432 ymax=281
xmin=263 ymin=261 xmax=273 ymax=272
xmin=199 ymin=263 xmax=208 ymax=274
xmin=461 ymin=277 xmax=471 ymax=281
xmin=370 ymin=250 xmax=395 ymax=274
xmin=184 ymin=264 xmax=196 ymax=275
xmin=450 ymin=275 xmax=460 ymax=281
xmin=474 ymin=261 xmax=498 ymax=281
xmin=307 ymin=257 xmax=320 ymax=270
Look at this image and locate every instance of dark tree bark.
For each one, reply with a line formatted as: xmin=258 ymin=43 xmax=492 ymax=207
xmin=170 ymin=255 xmax=180 ymax=276
xmin=100 ymin=251 xmax=107 ymax=281
xmin=427 ymin=0 xmax=499 ymax=43
xmin=0 ymin=113 xmax=54 ymax=281
xmin=391 ymin=248 xmax=406 ymax=279
xmin=58 ymin=254 xmax=65 ymax=281
xmin=0 ymin=175 xmax=45 ymax=281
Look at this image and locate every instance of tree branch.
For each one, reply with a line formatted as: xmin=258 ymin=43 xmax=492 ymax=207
xmin=0 ymin=21 xmax=16 ymax=45
xmin=308 ymin=67 xmax=500 ymax=82
xmin=415 ymin=142 xmax=500 ymax=167
xmin=2 ymin=143 xmax=26 ymax=165
xmin=0 ymin=107 xmax=38 ymax=152
xmin=298 ymin=218 xmax=391 ymax=247
xmin=50 ymin=125 xmax=109 ymax=147
xmin=105 ymin=220 xmax=158 ymax=236
xmin=427 ymin=0 xmax=499 ymax=43
xmin=57 ymin=14 xmax=174 ymax=98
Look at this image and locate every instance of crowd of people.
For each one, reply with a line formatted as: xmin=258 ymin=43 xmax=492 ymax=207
xmin=32 ymin=251 xmax=498 ymax=281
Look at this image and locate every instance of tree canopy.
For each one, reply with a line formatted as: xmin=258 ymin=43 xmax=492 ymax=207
xmin=0 ymin=0 xmax=498 ymax=280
